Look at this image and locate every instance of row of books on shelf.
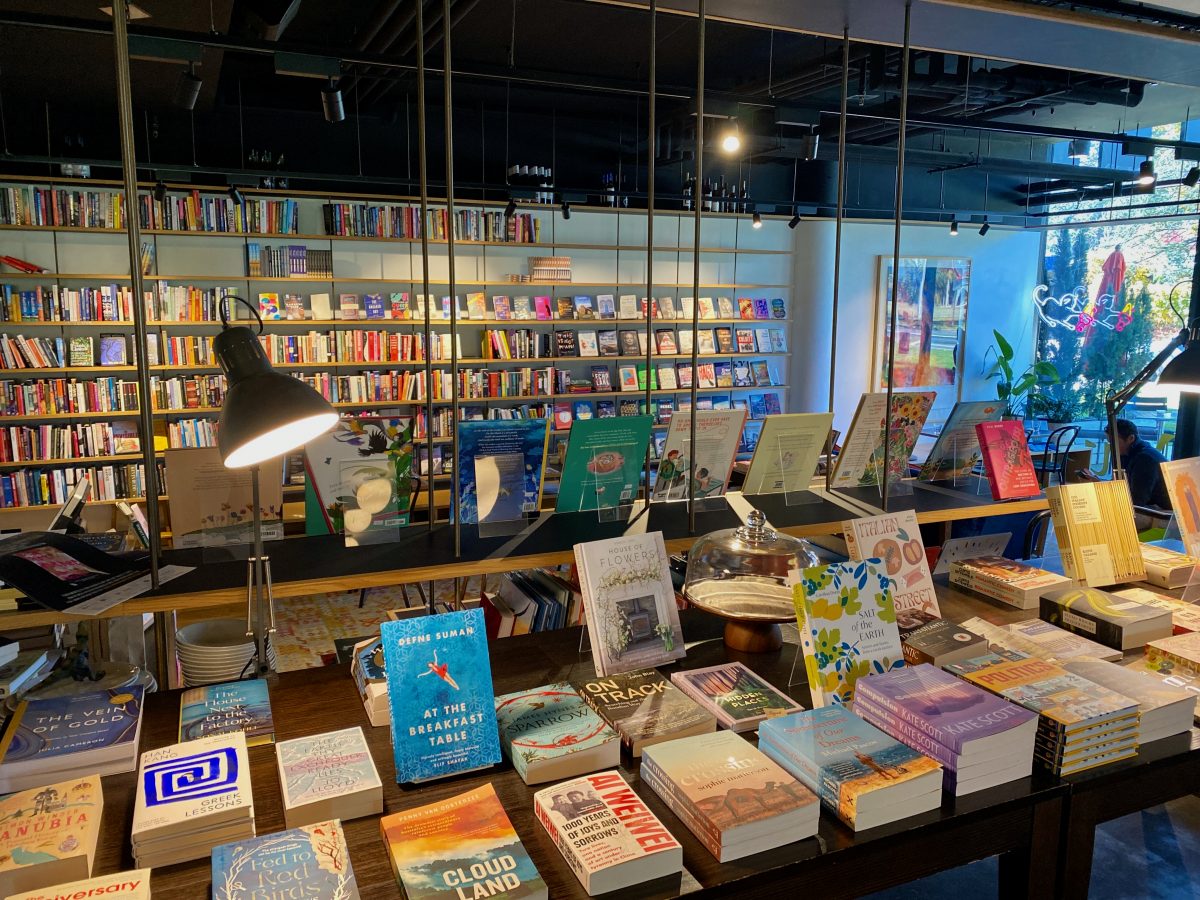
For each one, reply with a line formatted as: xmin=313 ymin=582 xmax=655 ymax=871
xmin=486 ymin=323 xmax=787 ymax=359
xmin=0 ymin=374 xmax=224 ymax=416
xmin=0 ymin=331 xmax=221 ymax=370
xmin=0 ymin=461 xmax=164 ymax=509
xmin=0 ymin=421 xmax=143 ymax=463
xmin=246 ymin=243 xmax=334 ymax=278
xmin=324 ymin=201 xmax=541 ymax=243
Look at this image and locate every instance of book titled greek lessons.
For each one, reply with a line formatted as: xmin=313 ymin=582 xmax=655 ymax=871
xmin=574 ymin=532 xmax=685 ymax=677
xmin=380 ymin=608 xmax=501 ymax=783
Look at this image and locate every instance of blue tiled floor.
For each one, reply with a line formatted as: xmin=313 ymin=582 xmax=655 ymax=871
xmin=863 ymin=796 xmax=1200 ymax=899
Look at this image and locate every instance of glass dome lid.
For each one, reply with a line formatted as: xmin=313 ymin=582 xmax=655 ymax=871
xmin=683 ymin=509 xmax=819 ymax=626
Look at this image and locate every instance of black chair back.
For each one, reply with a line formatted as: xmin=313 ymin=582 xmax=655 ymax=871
xmin=1038 ymin=425 xmax=1080 ymax=488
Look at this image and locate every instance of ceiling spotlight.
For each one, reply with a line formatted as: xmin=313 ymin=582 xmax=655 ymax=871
xmin=1185 ymin=166 xmax=1200 ymax=188
xmin=1138 ymin=159 xmax=1156 ymax=186
xmin=751 ymin=211 xmax=763 ymax=229
xmin=978 ymin=219 xmax=990 ymax=236
xmin=560 ymin=200 xmax=571 ymax=220
xmin=174 ymin=62 xmax=202 ymax=111
xmin=788 ymin=212 xmax=801 ymax=229
xmin=1067 ymin=139 xmax=1093 ymax=160
xmin=949 ymin=217 xmax=959 ymax=236
xmin=321 ymin=77 xmax=345 ymax=124
xmin=228 ymin=185 xmax=243 ymax=205
xmin=153 ymin=179 xmax=167 ymax=203
xmin=504 ymin=198 xmax=517 ymax=218
xmin=721 ymin=129 xmax=741 ymax=154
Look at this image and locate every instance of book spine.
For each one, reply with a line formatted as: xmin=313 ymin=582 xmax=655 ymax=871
xmin=534 ymin=796 xmax=592 ymax=890
xmin=638 ymin=756 xmax=723 ymax=849
xmin=852 ymin=697 xmax=959 ymax=770
xmin=853 ymin=684 xmax=963 ymax=754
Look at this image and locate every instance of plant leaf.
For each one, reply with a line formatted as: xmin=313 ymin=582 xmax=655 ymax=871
xmin=993 ymin=329 xmax=1014 ymax=360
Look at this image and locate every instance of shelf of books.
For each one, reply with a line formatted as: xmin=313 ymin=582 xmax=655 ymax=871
xmin=0 ymin=177 xmax=793 ymax=530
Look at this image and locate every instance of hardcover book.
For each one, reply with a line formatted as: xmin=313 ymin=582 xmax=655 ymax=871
xmin=212 ymin=821 xmax=360 ymax=900
xmin=0 ymin=775 xmax=103 ymax=899
xmin=68 ymin=336 xmax=94 ymax=367
xmin=975 ymin=420 xmax=1040 ymax=499
xmin=574 ymin=532 xmax=684 ymax=676
xmin=618 ymin=295 xmax=639 ymax=319
xmin=363 ymin=293 xmax=386 ymax=319
xmin=640 ymin=730 xmax=819 ymax=861
xmin=98 ymin=334 xmax=127 ymax=366
xmin=275 ymin=726 xmax=383 ymax=828
xmin=1162 ymin=457 xmax=1200 ymax=555
xmin=4 ymin=869 xmax=150 ymax=900
xmin=596 ymin=294 xmax=616 ymax=319
xmin=574 ymin=295 xmax=595 ymax=318
xmin=534 ymin=771 xmax=681 ymax=895
xmin=830 ymin=391 xmax=936 ymax=488
xmin=895 ymin=611 xmax=986 ymax=667
xmin=383 ymin=783 xmax=547 ymax=900
xmin=380 ymin=608 xmax=501 ymax=782
xmin=793 ymin=560 xmax=904 ymax=707
xmin=578 ymin=330 xmax=599 ymax=357
xmin=456 ymin=419 xmax=550 ymax=525
xmin=575 ymin=668 xmax=715 ymax=757
xmin=650 ymin=409 xmax=746 ymax=502
xmin=1040 ymin=586 xmax=1173 ymax=651
xmin=918 ymin=400 xmax=1005 ymax=482
xmin=948 ymin=556 xmax=1071 ymax=610
xmin=655 ymin=328 xmax=678 ymax=355
xmin=557 ymin=297 xmax=576 ymax=320
xmin=495 ymin=683 xmax=620 ymax=784
xmin=555 ymin=416 xmax=654 ymax=513
xmin=669 ymin=662 xmax=802 ymax=732
xmin=178 ymin=679 xmax=274 ymax=746
xmin=1143 ymin=632 xmax=1200 ymax=674
xmin=843 ymin=509 xmax=938 ymax=616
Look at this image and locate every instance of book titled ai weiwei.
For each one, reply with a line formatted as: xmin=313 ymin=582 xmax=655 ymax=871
xmin=380 ymin=608 xmax=501 ymax=783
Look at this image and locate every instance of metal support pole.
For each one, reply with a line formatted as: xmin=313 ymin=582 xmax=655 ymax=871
xmin=244 ymin=465 xmax=273 ymax=675
xmin=443 ymin=0 xmax=460 ymax=557
xmin=827 ymin=28 xmax=850 ymax=492
xmin=882 ymin=1 xmax=913 ymax=512
xmin=644 ymin=0 xmax=656 ymax=507
xmin=688 ymin=0 xmax=705 ymax=534
xmin=416 ymin=0 xmax=435 ymax=537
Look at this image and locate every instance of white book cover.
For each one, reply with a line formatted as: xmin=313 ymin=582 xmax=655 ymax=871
xmin=843 ymin=509 xmax=939 ymax=616
xmin=132 ymin=731 xmax=251 ymax=843
xmin=574 ymin=532 xmax=685 ymax=677
xmin=310 ymin=293 xmax=332 ymax=320
xmin=534 ymin=771 xmax=681 ymax=895
xmin=276 ymin=726 xmax=382 ymax=814
xmin=618 ymin=295 xmax=638 ymax=319
xmin=831 ymin=391 xmax=936 ymax=488
xmin=4 ymin=869 xmax=151 ymax=900
xmin=743 ymin=412 xmax=834 ymax=495
xmin=651 ymin=408 xmax=746 ymax=502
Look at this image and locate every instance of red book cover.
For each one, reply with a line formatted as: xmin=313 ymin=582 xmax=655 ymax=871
xmin=975 ymin=420 xmax=1040 ymax=500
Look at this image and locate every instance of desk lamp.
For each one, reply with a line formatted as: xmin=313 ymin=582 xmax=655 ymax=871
xmin=214 ymin=296 xmax=338 ymax=674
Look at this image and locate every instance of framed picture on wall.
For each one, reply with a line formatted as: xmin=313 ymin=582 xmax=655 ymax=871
xmin=875 ymin=256 xmax=971 ymax=389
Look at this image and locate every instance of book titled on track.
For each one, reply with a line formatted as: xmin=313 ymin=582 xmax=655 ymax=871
xmin=574 ymin=668 xmax=715 ymax=757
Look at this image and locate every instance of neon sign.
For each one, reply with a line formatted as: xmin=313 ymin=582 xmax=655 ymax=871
xmin=1032 ymin=285 xmax=1133 ymax=333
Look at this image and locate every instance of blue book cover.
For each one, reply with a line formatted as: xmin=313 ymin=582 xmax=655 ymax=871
xmin=178 ymin=679 xmax=274 ymax=746
xmin=363 ymin=293 xmax=386 ymax=318
xmin=0 ymin=686 xmax=143 ymax=767
xmin=212 ymin=821 xmax=360 ymax=900
xmin=456 ymin=419 xmax=550 ymax=525
xmin=381 ymin=608 xmax=501 ymax=783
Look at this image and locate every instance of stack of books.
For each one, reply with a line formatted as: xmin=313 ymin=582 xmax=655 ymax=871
xmin=131 ymin=732 xmax=254 ymax=868
xmin=855 ymin=664 xmax=1039 ymax=795
xmin=1001 ymin=618 xmax=1124 ymax=662
xmin=759 ymin=707 xmax=943 ymax=830
xmin=276 ymin=727 xmax=383 ymax=829
xmin=640 ymin=731 xmax=820 ymax=861
xmin=0 ymin=776 xmax=103 ymax=898
xmin=1059 ymin=657 xmax=1196 ymax=744
xmin=5 ymin=869 xmax=150 ymax=900
xmin=1040 ymin=586 xmax=1173 ymax=651
xmin=0 ymin=687 xmax=144 ymax=793
xmin=1115 ymin=587 xmax=1200 ymax=635
xmin=495 ymin=683 xmax=620 ymax=784
xmin=574 ymin=669 xmax=716 ymax=757
xmin=351 ymin=636 xmax=388 ymax=727
xmin=1144 ymin=632 xmax=1200 ymax=675
xmin=213 ymin=821 xmax=360 ymax=900
xmin=896 ymin=611 xmax=987 ymax=667
xmin=946 ymin=652 xmax=1140 ymax=775
xmin=1045 ymin=480 xmax=1146 ymax=586
xmin=949 ymin=556 xmax=1071 ymax=609
xmin=1139 ymin=544 xmax=1199 ymax=589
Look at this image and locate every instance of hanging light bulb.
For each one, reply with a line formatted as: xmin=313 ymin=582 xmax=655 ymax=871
xmin=978 ymin=218 xmax=990 ymax=236
xmin=1138 ymin=159 xmax=1156 ymax=186
xmin=949 ymin=217 xmax=959 ymax=236
xmin=751 ymin=211 xmax=763 ymax=229
xmin=721 ymin=127 xmax=741 ymax=154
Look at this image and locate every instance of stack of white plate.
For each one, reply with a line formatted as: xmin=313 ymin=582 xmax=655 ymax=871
xmin=176 ymin=619 xmax=277 ymax=687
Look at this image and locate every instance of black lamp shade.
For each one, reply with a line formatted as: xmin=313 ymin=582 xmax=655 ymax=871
xmin=1158 ymin=340 xmax=1200 ymax=394
xmin=214 ymin=325 xmax=338 ymax=468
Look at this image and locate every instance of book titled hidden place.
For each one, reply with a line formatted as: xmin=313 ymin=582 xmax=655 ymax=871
xmin=380 ymin=608 xmax=501 ymax=783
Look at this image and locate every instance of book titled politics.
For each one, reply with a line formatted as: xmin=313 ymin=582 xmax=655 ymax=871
xmin=380 ymin=608 xmax=501 ymax=783
xmin=381 ymin=782 xmax=547 ymax=900
xmin=495 ymin=683 xmax=620 ymax=785
xmin=669 ymin=662 xmax=802 ymax=732
xmin=276 ymin=726 xmax=383 ymax=829
xmin=212 ymin=821 xmax=360 ymax=900
xmin=178 ymin=679 xmax=274 ymax=746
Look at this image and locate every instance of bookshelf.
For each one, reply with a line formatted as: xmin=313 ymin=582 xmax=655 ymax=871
xmin=0 ymin=176 xmax=794 ymax=532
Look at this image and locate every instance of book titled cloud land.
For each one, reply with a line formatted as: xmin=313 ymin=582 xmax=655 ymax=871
xmin=381 ymin=782 xmax=547 ymax=900
xmin=381 ymin=608 xmax=501 ymax=783
xmin=212 ymin=820 xmax=360 ymax=900
xmin=178 ymin=679 xmax=274 ymax=746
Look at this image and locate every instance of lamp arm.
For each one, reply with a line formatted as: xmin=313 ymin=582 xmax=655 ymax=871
xmin=1106 ymin=326 xmax=1189 ymax=477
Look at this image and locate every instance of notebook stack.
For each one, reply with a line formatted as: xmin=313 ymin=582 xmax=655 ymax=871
xmin=759 ymin=707 xmax=943 ymax=831
xmin=131 ymin=732 xmax=254 ymax=868
xmin=640 ymin=730 xmax=819 ymax=861
xmin=854 ymin=665 xmax=1039 ymax=795
xmin=946 ymin=653 xmax=1140 ymax=775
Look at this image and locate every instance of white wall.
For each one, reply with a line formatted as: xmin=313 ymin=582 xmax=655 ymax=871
xmin=790 ymin=220 xmax=1044 ymax=435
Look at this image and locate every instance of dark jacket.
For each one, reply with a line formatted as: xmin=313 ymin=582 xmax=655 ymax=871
xmin=1121 ymin=438 xmax=1171 ymax=510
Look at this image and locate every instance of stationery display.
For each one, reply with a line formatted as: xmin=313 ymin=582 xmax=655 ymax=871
xmin=669 ymin=662 xmax=802 ymax=732
xmin=948 ymin=556 xmax=1071 ymax=610
xmin=741 ymin=412 xmax=834 ymax=495
xmin=1045 ymin=480 xmax=1145 ymax=587
xmin=574 ymin=668 xmax=716 ymax=757
xmin=1039 ymin=586 xmax=1173 ymax=651
xmin=212 ymin=821 xmax=360 ymax=900
xmin=975 ymin=420 xmax=1041 ymax=500
xmin=830 ymin=391 xmax=935 ymax=488
xmin=843 ymin=509 xmax=938 ymax=615
xmin=275 ymin=727 xmax=383 ymax=829
xmin=494 ymin=683 xmax=620 ymax=785
xmin=0 ymin=776 xmax=103 ymax=899
xmin=650 ymin=409 xmax=746 ymax=502
xmin=178 ymin=679 xmax=274 ymax=746
xmin=918 ymin=400 xmax=1005 ymax=482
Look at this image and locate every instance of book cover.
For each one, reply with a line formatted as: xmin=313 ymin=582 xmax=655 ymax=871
xmin=590 ymin=365 xmax=613 ymax=392
xmin=742 ymin=412 xmax=833 ymax=495
xmin=714 ymin=327 xmax=734 ymax=353
xmin=556 ymin=416 xmax=653 ymax=513
xmin=697 ymin=297 xmax=715 ymax=319
xmin=650 ymin=409 xmax=746 ymax=502
xmin=896 ymin=613 xmax=986 ymax=666
xmin=574 ymin=295 xmax=595 ymax=319
xmin=363 ymin=293 xmax=386 ymax=319
xmin=68 ymin=336 xmax=94 ymax=367
xmin=212 ymin=821 xmax=360 ymax=900
xmin=534 ymin=771 xmax=680 ymax=894
xmin=1115 ymin=587 xmax=1200 ymax=634
xmin=1045 ymin=480 xmax=1145 ymax=586
xmin=771 ymin=298 xmax=787 ymax=318
xmin=696 ymin=330 xmax=716 ymax=354
xmin=949 ymin=556 xmax=1071 ymax=609
xmin=717 ymin=297 xmax=736 ymax=319
xmin=597 ymin=329 xmax=619 ymax=356
xmin=596 ymin=294 xmax=616 ymax=319
xmin=843 ymin=510 xmax=938 ymax=616
xmin=669 ymin=662 xmax=802 ymax=732
xmin=98 ymin=334 xmax=127 ymax=366
xmin=976 ymin=420 xmax=1040 ymax=500
xmin=493 ymin=295 xmax=512 ymax=320
xmin=557 ymin=297 xmax=576 ymax=320
xmin=456 ymin=419 xmax=549 ymax=525
xmin=660 ymin=297 xmax=678 ymax=319
xmin=574 ymin=532 xmax=684 ymax=676
xmin=0 ymin=687 xmax=142 ymax=773
xmin=1040 ymin=586 xmax=1173 ymax=650
xmin=178 ymin=679 xmax=274 ymax=746
xmin=655 ymin=328 xmax=678 ymax=355
xmin=512 ymin=296 xmax=533 ymax=319
xmin=388 ymin=292 xmax=409 ymax=319
xmin=495 ymin=683 xmax=620 ymax=784
xmin=0 ymin=775 xmax=103 ymax=898
xmin=794 ymin=560 xmax=904 ymax=707
xmin=737 ymin=297 xmax=755 ymax=319
xmin=1137 ymin=544 xmax=1199 ymax=590
xmin=276 ymin=726 xmax=381 ymax=820
xmin=752 ymin=298 xmax=771 ymax=319
xmin=917 ymin=400 xmax=1005 ymax=482
xmin=380 ymin=608 xmax=501 ymax=782
xmin=575 ymin=669 xmax=714 ymax=755
xmin=618 ymin=295 xmax=639 ymax=319
xmin=466 ymin=292 xmax=487 ymax=320
xmin=657 ymin=364 xmax=679 ymax=390
xmin=1161 ymin=458 xmax=1200 ymax=556
xmin=759 ymin=707 xmax=940 ymax=828
xmin=830 ymin=391 xmax=936 ymax=488
xmin=339 ymin=294 xmax=360 ymax=320
xmin=4 ymin=869 xmax=150 ymax=900
xmin=311 ymin=293 xmax=333 ymax=319
xmin=1145 ymin=632 xmax=1200 ymax=672
xmin=534 ymin=296 xmax=552 ymax=320
xmin=578 ymin=331 xmax=599 ymax=357
xmin=555 ymin=330 xmax=579 ymax=358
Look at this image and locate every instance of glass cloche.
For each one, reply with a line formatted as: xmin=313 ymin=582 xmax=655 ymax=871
xmin=683 ymin=509 xmax=819 ymax=652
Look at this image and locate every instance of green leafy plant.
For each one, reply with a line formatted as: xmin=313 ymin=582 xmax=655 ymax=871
xmin=987 ymin=329 xmax=1060 ymax=417
xmin=1028 ymin=388 xmax=1078 ymax=424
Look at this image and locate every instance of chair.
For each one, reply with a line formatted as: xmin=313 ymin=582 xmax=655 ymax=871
xmin=1022 ymin=510 xmax=1054 ymax=560
xmin=1037 ymin=425 xmax=1080 ymax=488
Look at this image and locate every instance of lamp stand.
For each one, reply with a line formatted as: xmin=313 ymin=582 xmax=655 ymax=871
xmin=245 ymin=464 xmax=276 ymax=677
xmin=1105 ymin=327 xmax=1188 ymax=479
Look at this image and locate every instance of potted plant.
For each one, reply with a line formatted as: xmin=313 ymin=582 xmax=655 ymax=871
xmin=1029 ymin=390 xmax=1078 ymax=431
xmin=986 ymin=329 xmax=1060 ymax=418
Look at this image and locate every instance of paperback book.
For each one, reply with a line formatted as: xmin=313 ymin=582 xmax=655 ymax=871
xmin=1045 ymin=480 xmax=1145 ymax=586
xmin=456 ymin=419 xmax=550 ymax=525
xmin=178 ymin=679 xmax=274 ymax=746
xmin=574 ymin=668 xmax=715 ymax=756
xmin=948 ymin=556 xmax=1071 ymax=610
xmin=918 ymin=400 xmax=1004 ymax=482
xmin=212 ymin=821 xmax=360 ymax=900
xmin=275 ymin=726 xmax=383 ymax=829
xmin=843 ymin=509 xmax=938 ymax=616
xmin=1039 ymin=585 xmax=1173 ymax=651
xmin=669 ymin=662 xmax=802 ymax=732
xmin=830 ymin=391 xmax=936 ymax=488
xmin=741 ymin=412 xmax=834 ymax=496
xmin=555 ymin=416 xmax=654 ymax=513
xmin=650 ymin=409 xmax=746 ymax=502
xmin=975 ymin=420 xmax=1041 ymax=500
xmin=4 ymin=869 xmax=150 ymax=900
xmin=895 ymin=610 xmax=986 ymax=667
xmin=0 ymin=776 xmax=103 ymax=899
xmin=494 ymin=683 xmax=620 ymax=784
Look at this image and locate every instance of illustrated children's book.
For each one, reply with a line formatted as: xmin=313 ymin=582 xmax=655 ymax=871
xmin=650 ymin=409 xmax=746 ymax=502
xmin=742 ymin=412 xmax=833 ymax=496
xmin=212 ymin=821 xmax=361 ymax=900
xmin=918 ymin=400 xmax=1005 ymax=482
xmin=456 ymin=419 xmax=550 ymax=525
xmin=830 ymin=391 xmax=936 ymax=488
